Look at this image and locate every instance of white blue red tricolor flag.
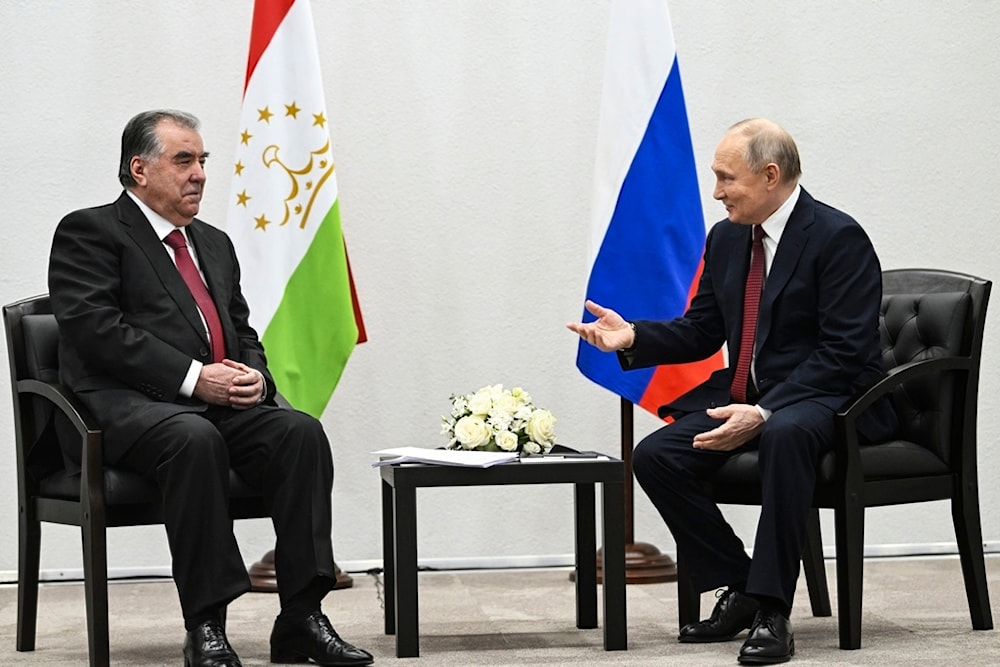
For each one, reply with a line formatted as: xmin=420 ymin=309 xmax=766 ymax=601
xmin=576 ymin=0 xmax=724 ymax=416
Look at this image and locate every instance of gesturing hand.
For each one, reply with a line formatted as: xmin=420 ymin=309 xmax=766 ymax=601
xmin=566 ymin=300 xmax=635 ymax=352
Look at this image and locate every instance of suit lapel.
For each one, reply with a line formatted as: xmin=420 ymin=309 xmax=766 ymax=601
xmin=115 ymin=194 xmax=210 ymax=346
xmin=755 ymin=190 xmax=814 ymax=352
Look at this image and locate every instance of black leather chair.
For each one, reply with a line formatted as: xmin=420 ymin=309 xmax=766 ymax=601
xmin=676 ymin=268 xmax=993 ymax=649
xmin=3 ymin=294 xmax=269 ymax=667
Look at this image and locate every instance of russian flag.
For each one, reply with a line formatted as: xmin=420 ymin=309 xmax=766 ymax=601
xmin=577 ymin=0 xmax=724 ymax=416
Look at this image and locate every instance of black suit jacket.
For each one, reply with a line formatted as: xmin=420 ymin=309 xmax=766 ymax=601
xmin=622 ymin=188 xmax=896 ymax=440
xmin=48 ymin=192 xmax=277 ymax=462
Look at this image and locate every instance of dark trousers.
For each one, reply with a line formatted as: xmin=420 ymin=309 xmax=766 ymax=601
xmin=118 ymin=404 xmax=335 ymax=623
xmin=632 ymin=400 xmax=834 ymax=608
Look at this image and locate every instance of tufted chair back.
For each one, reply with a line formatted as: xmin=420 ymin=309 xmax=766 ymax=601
xmin=880 ymin=291 xmax=970 ymax=465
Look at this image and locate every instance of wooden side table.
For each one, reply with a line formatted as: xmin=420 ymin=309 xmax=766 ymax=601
xmin=379 ymin=456 xmax=627 ymax=658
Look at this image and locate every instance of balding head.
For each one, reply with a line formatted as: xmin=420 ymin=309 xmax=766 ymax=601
xmin=711 ymin=119 xmax=801 ymax=225
xmin=726 ymin=118 xmax=802 ymax=185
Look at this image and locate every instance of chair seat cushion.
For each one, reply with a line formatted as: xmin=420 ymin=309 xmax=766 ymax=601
xmin=712 ymin=439 xmax=949 ymax=487
xmin=38 ymin=467 xmax=262 ymax=504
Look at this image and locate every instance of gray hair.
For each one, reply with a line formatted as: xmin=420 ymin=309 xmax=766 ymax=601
xmin=729 ymin=118 xmax=802 ymax=184
xmin=118 ymin=110 xmax=201 ymax=188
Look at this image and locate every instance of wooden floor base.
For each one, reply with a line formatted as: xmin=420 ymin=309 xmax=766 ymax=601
xmin=571 ymin=542 xmax=677 ymax=585
xmin=248 ymin=550 xmax=354 ymax=592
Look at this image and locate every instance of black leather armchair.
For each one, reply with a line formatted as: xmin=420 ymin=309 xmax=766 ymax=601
xmin=676 ymin=268 xmax=993 ymax=649
xmin=3 ymin=294 xmax=268 ymax=667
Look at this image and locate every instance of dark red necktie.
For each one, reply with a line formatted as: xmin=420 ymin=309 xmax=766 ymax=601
xmin=164 ymin=229 xmax=226 ymax=363
xmin=731 ymin=224 xmax=765 ymax=403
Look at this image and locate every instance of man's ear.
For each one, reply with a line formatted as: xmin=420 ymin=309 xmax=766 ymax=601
xmin=130 ymin=156 xmax=146 ymax=186
xmin=763 ymin=162 xmax=781 ymax=189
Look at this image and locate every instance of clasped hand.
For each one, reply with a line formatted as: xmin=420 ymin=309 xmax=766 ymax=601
xmin=194 ymin=359 xmax=264 ymax=409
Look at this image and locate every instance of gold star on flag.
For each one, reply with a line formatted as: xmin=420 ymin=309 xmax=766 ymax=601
xmin=254 ymin=214 xmax=271 ymax=230
xmin=312 ymin=112 xmax=326 ymax=128
xmin=234 ymin=160 xmax=245 ymax=176
xmin=285 ymin=102 xmax=301 ymax=118
xmin=257 ymin=106 xmax=274 ymax=123
xmin=236 ymin=190 xmax=251 ymax=207
xmin=240 ymin=129 xmax=253 ymax=145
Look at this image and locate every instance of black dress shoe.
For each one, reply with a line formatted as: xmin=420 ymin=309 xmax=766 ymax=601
xmin=678 ymin=589 xmax=759 ymax=643
xmin=270 ymin=611 xmax=374 ymax=666
xmin=738 ymin=609 xmax=794 ymax=664
xmin=183 ymin=620 xmax=243 ymax=667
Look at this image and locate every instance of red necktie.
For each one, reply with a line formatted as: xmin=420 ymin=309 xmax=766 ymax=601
xmin=731 ymin=224 xmax=765 ymax=404
xmin=164 ymin=229 xmax=226 ymax=363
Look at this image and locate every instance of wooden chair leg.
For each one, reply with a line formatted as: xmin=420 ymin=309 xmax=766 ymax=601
xmin=952 ymin=486 xmax=994 ymax=630
xmin=81 ymin=515 xmax=110 ymax=667
xmin=801 ymin=508 xmax=832 ymax=617
xmin=17 ymin=511 xmax=41 ymax=652
xmin=834 ymin=499 xmax=864 ymax=649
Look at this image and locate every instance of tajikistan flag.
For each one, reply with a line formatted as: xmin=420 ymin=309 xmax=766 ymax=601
xmin=228 ymin=0 xmax=366 ymax=418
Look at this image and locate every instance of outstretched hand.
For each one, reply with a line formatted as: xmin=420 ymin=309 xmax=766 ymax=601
xmin=566 ymin=299 xmax=635 ymax=352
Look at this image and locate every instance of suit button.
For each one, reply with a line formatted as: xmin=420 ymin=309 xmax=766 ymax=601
xmin=199 ymin=347 xmax=209 ymax=358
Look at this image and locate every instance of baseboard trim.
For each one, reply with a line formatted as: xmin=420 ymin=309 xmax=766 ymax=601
xmin=2 ymin=541 xmax=998 ymax=584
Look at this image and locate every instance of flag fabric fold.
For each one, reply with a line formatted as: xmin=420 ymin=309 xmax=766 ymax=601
xmin=577 ymin=0 xmax=723 ymax=416
xmin=228 ymin=0 xmax=365 ymax=418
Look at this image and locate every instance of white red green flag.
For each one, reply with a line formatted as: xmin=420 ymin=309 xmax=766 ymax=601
xmin=228 ymin=0 xmax=365 ymax=417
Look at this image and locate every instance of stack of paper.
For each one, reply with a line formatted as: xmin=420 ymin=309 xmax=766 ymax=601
xmin=372 ymin=447 xmax=518 ymax=468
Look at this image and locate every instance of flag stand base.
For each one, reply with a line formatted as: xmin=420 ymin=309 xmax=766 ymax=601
xmin=248 ymin=550 xmax=354 ymax=592
xmin=569 ymin=543 xmax=677 ymax=584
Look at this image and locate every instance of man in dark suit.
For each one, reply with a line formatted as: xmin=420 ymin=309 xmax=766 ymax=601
xmin=48 ymin=110 xmax=373 ymax=667
xmin=568 ymin=118 xmax=896 ymax=664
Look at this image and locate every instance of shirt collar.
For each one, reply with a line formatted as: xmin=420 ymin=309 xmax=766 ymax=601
xmin=759 ymin=184 xmax=801 ymax=243
xmin=125 ymin=190 xmax=187 ymax=242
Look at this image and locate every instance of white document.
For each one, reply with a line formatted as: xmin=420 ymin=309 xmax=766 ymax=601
xmin=371 ymin=446 xmax=518 ymax=468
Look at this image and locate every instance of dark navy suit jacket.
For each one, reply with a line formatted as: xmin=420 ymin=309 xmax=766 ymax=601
xmin=621 ymin=188 xmax=896 ymax=440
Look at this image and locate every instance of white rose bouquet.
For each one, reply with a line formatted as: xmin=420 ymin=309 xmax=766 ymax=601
xmin=441 ymin=384 xmax=557 ymax=455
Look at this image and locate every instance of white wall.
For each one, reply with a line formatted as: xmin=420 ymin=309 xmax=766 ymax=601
xmin=1 ymin=1 xmax=998 ymax=581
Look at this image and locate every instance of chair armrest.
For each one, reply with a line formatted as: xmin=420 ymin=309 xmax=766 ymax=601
xmin=17 ymin=378 xmax=108 ymax=511
xmin=830 ymin=356 xmax=971 ymax=482
xmin=18 ymin=378 xmax=102 ymax=435
xmin=837 ymin=356 xmax=972 ymax=421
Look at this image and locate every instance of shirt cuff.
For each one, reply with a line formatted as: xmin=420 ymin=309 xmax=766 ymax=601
xmin=256 ymin=370 xmax=268 ymax=404
xmin=179 ymin=360 xmax=202 ymax=398
xmin=755 ymin=404 xmax=772 ymax=421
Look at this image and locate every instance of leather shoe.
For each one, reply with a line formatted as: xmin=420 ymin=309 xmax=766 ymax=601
xmin=678 ymin=588 xmax=759 ymax=643
xmin=183 ymin=619 xmax=242 ymax=667
xmin=270 ymin=611 xmax=374 ymax=666
xmin=738 ymin=609 xmax=794 ymax=664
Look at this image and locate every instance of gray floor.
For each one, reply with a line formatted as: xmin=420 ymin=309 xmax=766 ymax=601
xmin=1 ymin=555 xmax=998 ymax=665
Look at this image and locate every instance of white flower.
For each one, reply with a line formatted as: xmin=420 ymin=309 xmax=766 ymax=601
xmin=453 ymin=415 xmax=492 ymax=450
xmin=495 ymin=430 xmax=519 ymax=451
xmin=525 ymin=409 xmax=557 ymax=445
xmin=467 ymin=388 xmax=495 ymax=416
xmin=444 ymin=385 xmax=555 ymax=455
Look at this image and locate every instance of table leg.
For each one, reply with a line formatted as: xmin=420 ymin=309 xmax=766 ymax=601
xmin=601 ymin=478 xmax=627 ymax=650
xmin=573 ymin=482 xmax=597 ymax=629
xmin=394 ymin=484 xmax=420 ymax=657
xmin=381 ymin=478 xmax=396 ymax=635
